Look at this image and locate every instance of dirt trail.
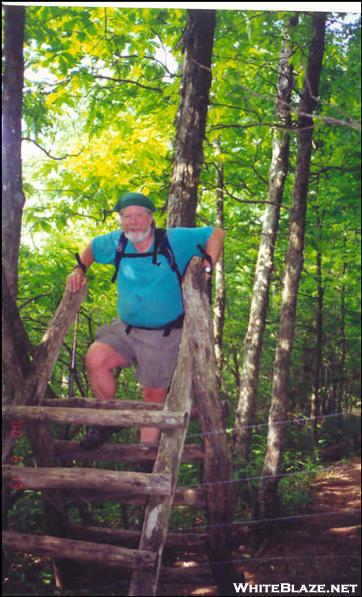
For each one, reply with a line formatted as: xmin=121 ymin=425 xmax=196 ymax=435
xmin=159 ymin=458 xmax=361 ymax=595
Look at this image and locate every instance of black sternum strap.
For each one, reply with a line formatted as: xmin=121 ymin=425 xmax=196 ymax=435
xmin=112 ymin=251 xmax=154 ymax=283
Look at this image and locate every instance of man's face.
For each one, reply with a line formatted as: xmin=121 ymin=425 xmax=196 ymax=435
xmin=120 ymin=206 xmax=154 ymax=244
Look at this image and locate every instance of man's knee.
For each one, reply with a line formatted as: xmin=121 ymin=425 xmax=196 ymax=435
xmin=85 ymin=343 xmax=105 ymax=371
xmin=85 ymin=342 xmax=128 ymax=371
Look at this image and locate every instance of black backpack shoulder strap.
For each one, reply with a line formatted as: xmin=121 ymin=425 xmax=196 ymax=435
xmin=154 ymin=228 xmax=182 ymax=284
xmin=197 ymin=243 xmax=212 ymax=266
xmin=111 ymin=228 xmax=182 ymax=284
xmin=152 ymin=228 xmax=167 ymax=264
xmin=111 ymin=232 xmax=128 ymax=283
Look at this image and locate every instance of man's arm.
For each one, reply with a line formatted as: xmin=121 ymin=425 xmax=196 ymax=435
xmin=67 ymin=243 xmax=94 ymax=293
xmin=204 ymin=227 xmax=225 ymax=268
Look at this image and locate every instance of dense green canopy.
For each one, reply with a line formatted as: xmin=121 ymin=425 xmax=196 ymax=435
xmin=3 ymin=6 xmax=361 ymax=594
xmin=20 ymin=7 xmax=360 ymax=411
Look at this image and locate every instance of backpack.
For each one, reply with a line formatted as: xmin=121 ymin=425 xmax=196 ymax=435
xmin=109 ymin=228 xmax=184 ymax=336
xmin=111 ymin=227 xmax=182 ymax=284
xmin=110 ymin=228 xmax=212 ymax=334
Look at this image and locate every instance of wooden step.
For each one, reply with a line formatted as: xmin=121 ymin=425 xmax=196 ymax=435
xmin=3 ymin=465 xmax=172 ymax=496
xmin=40 ymin=398 xmax=206 ymax=420
xmin=3 ymin=405 xmax=187 ymax=430
xmin=53 ymin=440 xmax=204 ymax=463
xmin=41 ymin=398 xmax=164 ymax=410
xmin=160 ymin=563 xmax=213 ymax=584
xmin=63 ymin=485 xmax=206 ymax=508
xmin=69 ymin=523 xmax=209 ymax=551
xmin=2 ymin=530 xmax=156 ymax=569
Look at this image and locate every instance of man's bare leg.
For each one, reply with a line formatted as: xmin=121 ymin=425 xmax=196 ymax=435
xmin=85 ymin=341 xmax=130 ymax=400
xmin=83 ymin=344 xmax=168 ymax=451
xmin=141 ymin=387 xmax=168 ymax=445
xmin=80 ymin=342 xmax=130 ymax=450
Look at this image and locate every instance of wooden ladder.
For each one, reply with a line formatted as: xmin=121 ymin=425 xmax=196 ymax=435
xmin=3 ymin=258 xmax=235 ymax=596
xmin=3 ymin=390 xmax=192 ymax=595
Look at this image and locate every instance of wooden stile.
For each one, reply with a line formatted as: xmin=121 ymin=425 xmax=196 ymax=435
xmin=3 ymin=258 xmax=236 ymax=596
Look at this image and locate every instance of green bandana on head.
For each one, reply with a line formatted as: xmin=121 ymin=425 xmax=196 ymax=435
xmin=113 ymin=192 xmax=155 ymax=213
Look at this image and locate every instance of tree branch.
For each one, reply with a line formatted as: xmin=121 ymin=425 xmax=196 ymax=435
xmin=22 ymin=137 xmax=84 ymax=161
xmin=94 ymin=74 xmax=162 ymax=92
xmin=223 ymin=184 xmax=290 ymax=210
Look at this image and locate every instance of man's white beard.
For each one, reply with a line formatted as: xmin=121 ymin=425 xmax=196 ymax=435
xmin=125 ymin=226 xmax=153 ymax=244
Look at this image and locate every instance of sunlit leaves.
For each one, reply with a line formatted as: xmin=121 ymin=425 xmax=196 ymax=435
xmin=20 ymin=7 xmax=361 ymax=413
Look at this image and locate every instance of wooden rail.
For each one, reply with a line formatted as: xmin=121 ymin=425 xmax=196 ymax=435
xmin=3 ymin=465 xmax=172 ymax=496
xmin=3 ymin=531 xmax=156 ymax=569
xmin=3 ymin=405 xmax=187 ymax=430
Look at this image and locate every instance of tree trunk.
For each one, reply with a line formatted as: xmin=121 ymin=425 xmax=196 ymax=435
xmin=257 ymin=13 xmax=326 ymax=521
xmin=230 ymin=345 xmax=241 ymax=392
xmin=310 ymin=204 xmax=324 ymax=444
xmin=336 ymin=230 xmax=347 ymax=413
xmin=213 ymin=140 xmax=226 ymax=391
xmin=233 ymin=15 xmax=297 ymax=460
xmin=2 ymin=5 xmax=26 ymax=418
xmin=2 ymin=6 xmax=25 ymax=301
xmin=2 ymin=270 xmax=32 ymax=406
xmin=167 ymin=10 xmax=216 ymax=227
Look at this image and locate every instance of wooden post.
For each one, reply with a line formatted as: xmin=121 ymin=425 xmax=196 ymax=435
xmin=21 ymin=286 xmax=87 ymax=408
xmin=183 ymin=258 xmax=237 ymax=595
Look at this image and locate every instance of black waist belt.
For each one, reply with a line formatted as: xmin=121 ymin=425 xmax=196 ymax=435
xmin=124 ymin=314 xmax=184 ymax=337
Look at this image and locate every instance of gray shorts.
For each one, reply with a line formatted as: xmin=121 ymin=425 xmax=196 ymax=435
xmin=95 ymin=319 xmax=182 ymax=388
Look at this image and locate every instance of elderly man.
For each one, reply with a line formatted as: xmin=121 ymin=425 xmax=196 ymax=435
xmin=67 ymin=192 xmax=224 ymax=450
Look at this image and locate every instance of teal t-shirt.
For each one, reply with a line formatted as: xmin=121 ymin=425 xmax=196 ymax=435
xmin=91 ymin=227 xmax=214 ymax=327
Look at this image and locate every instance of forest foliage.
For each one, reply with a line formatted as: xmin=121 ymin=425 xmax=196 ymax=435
xmin=20 ymin=7 xmax=360 ymax=417
xmin=3 ymin=6 xmax=361 ymax=594
xmin=18 ymin=6 xmax=362 ymax=489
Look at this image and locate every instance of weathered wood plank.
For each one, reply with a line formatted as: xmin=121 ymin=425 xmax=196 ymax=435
xmin=40 ymin=397 xmax=204 ymax=420
xmin=2 ymin=531 xmax=156 ymax=569
xmin=63 ymin=486 xmax=206 ymax=508
xmin=3 ymin=466 xmax=172 ymax=496
xmin=40 ymin=398 xmax=163 ymax=410
xmin=3 ymin=406 xmax=187 ymax=430
xmin=160 ymin=564 xmax=213 ymax=584
xmin=68 ymin=524 xmax=208 ymax=550
xmin=53 ymin=440 xmax=204 ymax=463
xmin=20 ymin=287 xmax=87 ymax=408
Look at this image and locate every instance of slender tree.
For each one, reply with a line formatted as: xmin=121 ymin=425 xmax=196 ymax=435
xmin=336 ymin=230 xmax=348 ymax=413
xmin=257 ymin=13 xmax=327 ymax=520
xmin=167 ymin=9 xmax=216 ymax=227
xmin=310 ymin=201 xmax=324 ymax=443
xmin=232 ymin=15 xmax=297 ymax=460
xmin=213 ymin=139 xmax=226 ymax=391
xmin=2 ymin=6 xmax=26 ymax=412
xmin=2 ymin=6 xmax=26 ymax=301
